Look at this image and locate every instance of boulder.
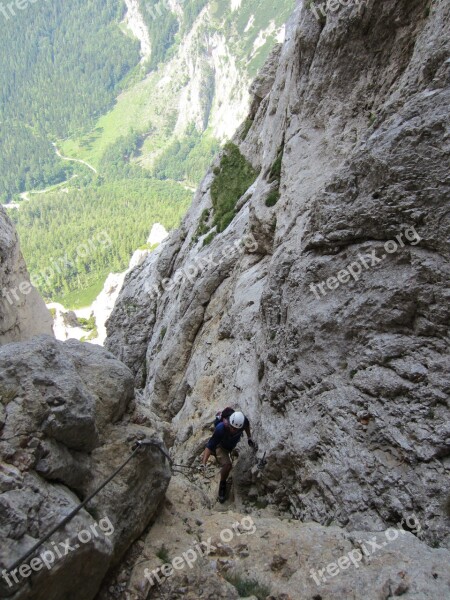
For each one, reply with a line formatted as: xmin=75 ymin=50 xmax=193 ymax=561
xmin=0 ymin=336 xmax=171 ymax=600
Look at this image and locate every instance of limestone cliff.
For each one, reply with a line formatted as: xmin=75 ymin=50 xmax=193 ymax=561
xmin=107 ymin=0 xmax=450 ymax=559
xmin=0 ymin=207 xmax=53 ymax=345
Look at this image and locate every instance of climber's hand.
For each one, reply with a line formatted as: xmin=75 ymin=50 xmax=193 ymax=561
xmin=248 ymin=438 xmax=256 ymax=449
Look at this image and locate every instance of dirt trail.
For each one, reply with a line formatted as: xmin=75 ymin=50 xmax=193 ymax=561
xmin=52 ymin=143 xmax=98 ymax=173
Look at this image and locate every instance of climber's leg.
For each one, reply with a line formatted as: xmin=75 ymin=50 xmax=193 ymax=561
xmin=215 ymin=447 xmax=232 ymax=502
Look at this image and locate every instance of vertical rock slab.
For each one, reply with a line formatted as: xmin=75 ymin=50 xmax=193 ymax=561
xmin=0 ymin=207 xmax=53 ymax=345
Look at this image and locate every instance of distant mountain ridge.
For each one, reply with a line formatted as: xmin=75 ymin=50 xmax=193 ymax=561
xmin=1 ymin=0 xmax=295 ymax=200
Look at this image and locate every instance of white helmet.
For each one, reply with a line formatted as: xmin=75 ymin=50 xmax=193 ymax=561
xmin=229 ymin=411 xmax=245 ymax=429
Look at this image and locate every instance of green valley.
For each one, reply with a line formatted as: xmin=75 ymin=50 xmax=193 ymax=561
xmin=1 ymin=0 xmax=295 ymax=308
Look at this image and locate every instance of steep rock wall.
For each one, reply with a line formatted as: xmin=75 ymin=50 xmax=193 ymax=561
xmin=107 ymin=0 xmax=450 ymax=548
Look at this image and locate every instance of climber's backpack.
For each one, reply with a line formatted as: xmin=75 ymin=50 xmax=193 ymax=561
xmin=213 ymin=407 xmax=235 ymax=429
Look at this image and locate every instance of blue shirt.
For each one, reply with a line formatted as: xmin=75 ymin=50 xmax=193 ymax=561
xmin=206 ymin=421 xmax=248 ymax=451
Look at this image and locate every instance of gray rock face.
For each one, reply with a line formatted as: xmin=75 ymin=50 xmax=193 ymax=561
xmin=106 ymin=0 xmax=450 ymax=553
xmin=249 ymin=43 xmax=282 ymax=103
xmin=0 ymin=207 xmax=53 ymax=345
xmin=0 ymin=336 xmax=171 ymax=600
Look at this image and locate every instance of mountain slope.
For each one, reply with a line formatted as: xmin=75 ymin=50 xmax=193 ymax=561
xmin=60 ymin=0 xmax=294 ymax=177
xmin=106 ymin=0 xmax=450 ymax=552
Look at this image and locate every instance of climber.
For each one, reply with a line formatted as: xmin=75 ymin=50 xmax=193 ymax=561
xmin=201 ymin=410 xmax=254 ymax=503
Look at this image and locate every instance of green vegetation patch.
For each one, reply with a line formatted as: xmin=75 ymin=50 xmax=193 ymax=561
xmin=156 ymin=544 xmax=170 ymax=563
xmin=78 ymin=314 xmax=96 ymax=332
xmin=265 ymin=189 xmax=280 ymax=207
xmin=210 ymin=143 xmax=258 ymax=233
xmin=269 ymin=147 xmax=284 ymax=182
xmin=224 ymin=572 xmax=271 ymax=600
xmin=52 ymin=276 xmax=109 ymax=310
xmin=202 ymin=231 xmax=217 ymax=246
xmin=80 ymin=327 xmax=99 ymax=342
xmin=192 ymin=208 xmax=212 ymax=243
xmin=241 ymin=117 xmax=254 ymax=141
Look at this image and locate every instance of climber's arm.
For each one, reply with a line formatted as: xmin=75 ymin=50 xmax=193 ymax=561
xmin=244 ymin=418 xmax=255 ymax=447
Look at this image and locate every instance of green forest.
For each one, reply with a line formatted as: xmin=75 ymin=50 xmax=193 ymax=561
xmin=152 ymin=125 xmax=220 ymax=185
xmin=0 ymin=0 xmax=192 ymax=308
xmin=10 ymin=177 xmax=191 ymax=306
xmin=0 ymin=0 xmax=140 ymax=201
